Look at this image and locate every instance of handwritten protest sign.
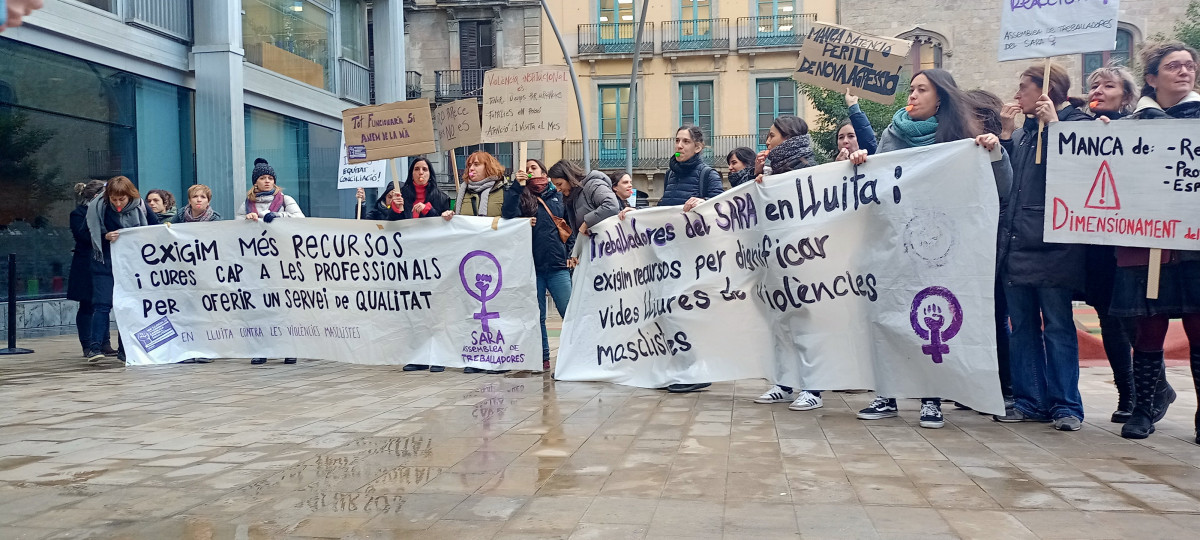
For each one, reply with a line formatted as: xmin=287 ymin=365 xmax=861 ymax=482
xmin=482 ymin=66 xmax=569 ymax=143
xmin=998 ymin=0 xmax=1120 ymax=61
xmin=795 ymin=22 xmax=911 ymax=104
xmin=433 ymin=98 xmax=482 ymax=150
xmin=336 ymin=133 xmax=388 ymax=190
xmin=1044 ymin=119 xmax=1200 ymax=250
xmin=342 ymin=100 xmax=436 ymax=164
xmin=112 ymin=217 xmax=540 ymax=370
xmin=556 ymin=140 xmax=1005 ymax=414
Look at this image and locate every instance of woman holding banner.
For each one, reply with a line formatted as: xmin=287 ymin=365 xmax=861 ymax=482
xmin=1109 ymin=42 xmax=1200 ymax=442
xmin=85 ymin=176 xmax=161 ymax=363
xmin=608 ymin=171 xmax=635 ymax=209
xmin=238 ymin=158 xmax=303 ymax=365
xmin=1080 ymin=66 xmax=1140 ymax=424
xmin=505 ymin=160 xmax=571 ymax=372
xmin=850 ymin=69 xmax=1013 ymax=429
xmin=546 ymin=159 xmax=620 ymax=256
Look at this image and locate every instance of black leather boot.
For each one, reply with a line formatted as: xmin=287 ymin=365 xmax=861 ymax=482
xmin=1123 ymin=350 xmax=1170 ymax=439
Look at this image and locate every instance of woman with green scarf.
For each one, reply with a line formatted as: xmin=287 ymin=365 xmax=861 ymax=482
xmin=850 ymin=68 xmax=1013 ymax=430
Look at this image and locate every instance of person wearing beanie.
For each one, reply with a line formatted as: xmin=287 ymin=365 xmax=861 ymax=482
xmin=236 ymin=157 xmax=304 ymax=365
xmin=235 ymin=158 xmax=303 ymax=224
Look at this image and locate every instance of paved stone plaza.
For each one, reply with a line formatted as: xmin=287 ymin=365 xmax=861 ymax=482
xmin=1 ymin=327 xmax=1199 ymax=539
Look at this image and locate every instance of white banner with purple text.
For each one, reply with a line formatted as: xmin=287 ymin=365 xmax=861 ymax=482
xmin=556 ymin=140 xmax=1005 ymax=413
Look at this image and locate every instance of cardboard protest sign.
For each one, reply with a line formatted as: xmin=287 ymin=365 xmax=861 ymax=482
xmin=482 ymin=66 xmax=570 ymax=143
xmin=112 ymin=217 xmax=541 ymax=370
xmin=1044 ymin=119 xmax=1200 ymax=250
xmin=336 ymin=133 xmax=388 ymax=190
xmin=342 ymin=99 xmax=436 ymax=164
xmin=998 ymin=0 xmax=1120 ymax=61
xmin=795 ymin=22 xmax=911 ymax=104
xmin=434 ymin=98 xmax=482 ymax=150
xmin=556 ymin=140 xmax=1005 ymax=414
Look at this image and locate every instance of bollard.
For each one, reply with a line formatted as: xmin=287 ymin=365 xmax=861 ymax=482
xmin=1 ymin=253 xmax=35 ymax=355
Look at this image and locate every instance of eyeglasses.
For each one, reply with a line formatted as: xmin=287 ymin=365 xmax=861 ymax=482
xmin=1161 ymin=60 xmax=1198 ymax=74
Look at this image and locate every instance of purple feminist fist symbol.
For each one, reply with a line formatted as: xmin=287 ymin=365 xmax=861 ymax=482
xmin=910 ymin=286 xmax=963 ymax=364
xmin=459 ymin=250 xmax=503 ymax=333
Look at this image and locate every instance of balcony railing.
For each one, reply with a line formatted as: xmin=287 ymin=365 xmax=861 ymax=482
xmin=562 ymin=135 xmax=760 ymax=171
xmin=435 ymin=69 xmax=487 ymax=101
xmin=662 ymin=18 xmax=729 ymax=53
xmin=339 ymin=58 xmax=370 ymax=105
xmin=124 ymin=0 xmax=193 ymax=43
xmin=406 ymin=71 xmax=422 ymax=100
xmin=578 ymin=23 xmax=655 ymax=56
xmin=736 ymin=14 xmax=816 ymax=49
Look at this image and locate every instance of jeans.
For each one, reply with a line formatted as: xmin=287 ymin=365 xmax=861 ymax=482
xmin=994 ymin=279 xmax=1012 ymax=398
xmin=90 ymin=301 xmax=113 ymax=354
xmin=537 ymin=269 xmax=572 ymax=361
xmin=76 ymin=300 xmax=97 ymax=352
xmin=1005 ymin=285 xmax=1083 ymax=420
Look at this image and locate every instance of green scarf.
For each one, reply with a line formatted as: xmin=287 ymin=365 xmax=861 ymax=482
xmin=889 ymin=108 xmax=939 ymax=147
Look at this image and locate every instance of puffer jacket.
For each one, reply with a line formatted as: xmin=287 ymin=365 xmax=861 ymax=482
xmin=998 ymin=104 xmax=1092 ymax=291
xmin=566 ymin=169 xmax=620 ymax=231
xmin=659 ymin=153 xmax=723 ymax=206
xmin=502 ymin=182 xmax=570 ymax=273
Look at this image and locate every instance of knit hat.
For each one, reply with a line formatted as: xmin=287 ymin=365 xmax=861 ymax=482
xmin=251 ymin=157 xmax=275 ymax=183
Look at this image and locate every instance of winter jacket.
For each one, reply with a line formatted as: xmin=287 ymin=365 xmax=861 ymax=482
xmin=1112 ymin=92 xmax=1200 ymax=268
xmin=365 ymin=182 xmax=451 ymax=221
xmin=502 ymin=182 xmax=570 ymax=273
xmin=456 ymin=176 xmax=510 ymax=217
xmin=566 ymin=169 xmax=621 ymax=232
xmin=998 ymin=104 xmax=1092 ymax=291
xmin=67 ymin=205 xmax=94 ymax=302
xmin=659 ymin=153 xmax=723 ymax=206
xmin=89 ymin=200 xmax=160 ymax=305
xmin=847 ymin=103 xmax=879 ymax=156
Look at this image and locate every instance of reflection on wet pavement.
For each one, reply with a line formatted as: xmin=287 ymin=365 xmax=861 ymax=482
xmin=0 ymin=334 xmax=1198 ymax=538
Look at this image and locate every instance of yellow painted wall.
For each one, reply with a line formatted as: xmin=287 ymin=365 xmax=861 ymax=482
xmin=540 ymin=0 xmax=838 ymax=169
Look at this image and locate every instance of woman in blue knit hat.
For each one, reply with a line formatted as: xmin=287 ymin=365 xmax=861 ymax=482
xmin=237 ymin=157 xmax=304 ymax=365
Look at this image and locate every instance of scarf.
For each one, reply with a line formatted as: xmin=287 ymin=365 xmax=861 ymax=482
xmin=766 ymin=134 xmax=815 ymax=175
xmin=728 ymin=167 xmax=755 ymax=187
xmin=413 ymin=183 xmax=430 ymax=217
xmin=86 ymin=194 xmax=148 ymax=263
xmin=455 ymin=176 xmax=500 ymax=216
xmin=246 ymin=189 xmax=284 ymax=216
xmin=529 ymin=177 xmax=549 ymax=194
xmin=155 ymin=207 xmax=177 ymax=223
xmin=888 ymin=108 xmax=939 ymax=147
xmin=180 ymin=204 xmax=216 ymax=223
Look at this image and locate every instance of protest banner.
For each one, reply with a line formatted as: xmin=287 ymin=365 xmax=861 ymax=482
xmin=556 ymin=140 xmax=1005 ymax=414
xmin=1044 ymin=119 xmax=1200 ymax=250
xmin=112 ymin=217 xmax=541 ymax=370
xmin=795 ymin=22 xmax=911 ymax=104
xmin=482 ymin=65 xmax=570 ymax=143
xmin=998 ymin=0 xmax=1120 ymax=61
xmin=342 ymin=99 xmax=436 ymax=164
xmin=336 ymin=133 xmax=388 ymax=191
xmin=434 ymin=98 xmax=482 ymax=151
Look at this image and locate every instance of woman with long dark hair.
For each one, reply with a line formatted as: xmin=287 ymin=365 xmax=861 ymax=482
xmin=851 ymin=68 xmax=1013 ymax=429
xmin=504 ymin=158 xmax=572 ymax=372
xmin=1109 ymin=42 xmax=1200 ymax=442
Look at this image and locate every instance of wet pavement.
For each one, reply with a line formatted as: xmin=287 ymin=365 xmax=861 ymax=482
xmin=0 ymin=324 xmax=1198 ymax=539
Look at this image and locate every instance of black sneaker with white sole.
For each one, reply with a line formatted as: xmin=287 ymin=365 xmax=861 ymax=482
xmin=919 ymin=400 xmax=944 ymax=429
xmin=857 ymin=396 xmax=898 ymax=419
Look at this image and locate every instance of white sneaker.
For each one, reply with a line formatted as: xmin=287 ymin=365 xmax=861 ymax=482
xmin=788 ymin=391 xmax=823 ymax=411
xmin=754 ymin=385 xmax=794 ymax=404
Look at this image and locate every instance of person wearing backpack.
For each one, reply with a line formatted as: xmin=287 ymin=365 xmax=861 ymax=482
xmin=659 ymin=125 xmax=724 ymax=211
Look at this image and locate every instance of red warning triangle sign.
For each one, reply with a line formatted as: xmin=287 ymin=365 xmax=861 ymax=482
xmin=1084 ymin=160 xmax=1120 ymax=210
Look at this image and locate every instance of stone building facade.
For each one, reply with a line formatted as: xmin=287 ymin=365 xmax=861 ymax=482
xmin=837 ymin=1 xmax=1191 ymax=100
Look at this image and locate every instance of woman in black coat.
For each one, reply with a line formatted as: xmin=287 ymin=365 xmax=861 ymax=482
xmin=356 ymin=157 xmax=450 ymax=222
xmin=504 ymin=161 xmax=572 ymax=373
xmin=69 ymin=180 xmax=112 ymax=359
